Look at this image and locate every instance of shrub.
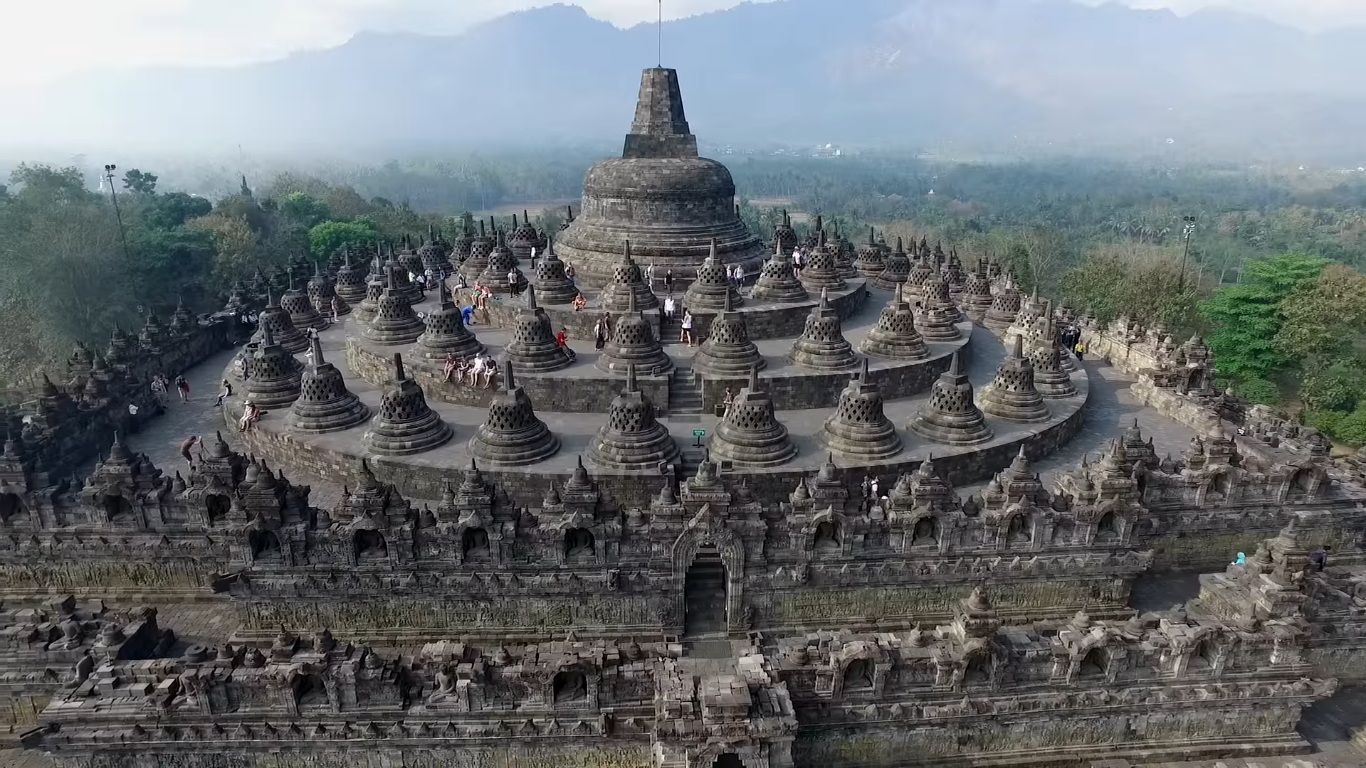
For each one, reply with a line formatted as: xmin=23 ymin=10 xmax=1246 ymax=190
xmin=1235 ymin=378 xmax=1281 ymax=405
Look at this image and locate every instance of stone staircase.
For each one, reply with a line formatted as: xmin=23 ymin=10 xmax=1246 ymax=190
xmin=669 ymin=366 xmax=702 ymax=415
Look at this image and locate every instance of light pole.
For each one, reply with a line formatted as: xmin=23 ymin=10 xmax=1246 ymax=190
xmin=104 ymin=163 xmax=131 ymax=262
xmin=1178 ymin=215 xmax=1197 ymax=293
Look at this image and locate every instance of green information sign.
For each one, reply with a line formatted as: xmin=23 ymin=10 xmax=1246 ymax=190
xmin=692 ymin=428 xmax=707 ymax=446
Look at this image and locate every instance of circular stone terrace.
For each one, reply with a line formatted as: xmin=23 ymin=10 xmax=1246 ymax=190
xmin=226 ymin=273 xmax=1090 ymax=509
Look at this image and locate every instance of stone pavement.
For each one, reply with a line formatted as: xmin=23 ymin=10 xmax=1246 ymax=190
xmin=123 ymin=348 xmax=243 ymax=479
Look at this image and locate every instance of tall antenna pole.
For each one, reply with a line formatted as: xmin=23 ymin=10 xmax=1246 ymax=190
xmin=658 ymin=0 xmax=663 ymax=67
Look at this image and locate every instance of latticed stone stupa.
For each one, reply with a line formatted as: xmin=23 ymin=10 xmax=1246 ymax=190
xmin=287 ymin=336 xmax=370 ymax=434
xmin=708 ymin=366 xmax=797 ymax=468
xmin=244 ymin=324 xmax=302 ymax=410
xmin=909 ymin=352 xmax=993 ymax=446
xmin=683 ymin=239 xmax=743 ymax=310
xmin=416 ymin=283 xmax=485 ymax=360
xmin=587 ymin=365 xmax=680 ymax=471
xmin=361 ymin=272 xmax=425 ymax=346
xmin=821 ymin=359 xmax=902 ymax=460
xmin=751 ymin=238 xmax=808 ymax=303
xmin=596 ymin=292 xmax=672 ymax=376
xmin=979 ymin=336 xmax=1051 ymax=423
xmin=254 ymin=294 xmax=308 ymax=354
xmin=859 ymin=284 xmax=929 ymax=361
xmin=870 ymin=236 xmax=912 ymax=290
xmin=504 ymin=288 xmax=573 ymax=374
xmin=532 ymin=235 xmax=580 ymax=304
xmin=469 ymin=361 xmax=560 ymax=467
xmin=788 ymin=290 xmax=859 ymax=372
xmin=692 ymin=292 xmax=765 ymax=376
xmin=598 ymin=241 xmax=659 ymax=312
xmin=362 ymin=353 xmax=453 ymax=456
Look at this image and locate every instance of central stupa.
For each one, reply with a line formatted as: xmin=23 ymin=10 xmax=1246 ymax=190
xmin=555 ymin=68 xmax=766 ymax=287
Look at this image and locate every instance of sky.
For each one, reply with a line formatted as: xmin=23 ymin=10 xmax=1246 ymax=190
xmin=1 ymin=0 xmax=1363 ymax=88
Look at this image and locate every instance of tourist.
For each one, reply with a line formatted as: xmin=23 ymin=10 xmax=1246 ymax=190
xmin=1233 ymin=551 xmax=1247 ymax=566
xmin=454 ymin=272 xmax=468 ymax=291
xmin=870 ymin=476 xmax=880 ymax=501
xmin=442 ymin=353 xmax=460 ymax=383
xmin=461 ymin=304 xmax=476 ymax=326
xmin=557 ymin=327 xmax=570 ymax=349
xmin=175 ymin=375 xmax=191 ymax=403
xmin=862 ymin=474 xmax=873 ymax=502
xmin=663 ymin=295 xmax=676 ymax=323
xmin=477 ymin=355 xmax=497 ymax=389
xmin=594 ymin=316 xmax=609 ymax=350
xmin=572 ymin=293 xmax=588 ymax=312
xmin=643 ymin=263 xmax=653 ymax=288
xmin=722 ymin=388 xmax=734 ymax=415
xmin=1311 ymin=546 xmax=1329 ymax=572
xmin=239 ymin=401 xmax=261 ymax=432
xmin=1073 ymin=340 xmax=1086 ymax=360
xmin=330 ymin=295 xmax=341 ymax=324
xmin=793 ymin=248 xmax=803 ymax=275
xmin=732 ymin=264 xmax=744 ymax=287
xmin=565 ymin=263 xmax=576 ymax=284
xmin=214 ymin=379 xmax=233 ymax=407
xmin=664 ymin=269 xmax=674 ymax=295
xmin=179 ymin=435 xmax=200 ymax=466
xmin=507 ymin=267 xmax=518 ymax=297
xmin=529 ymin=246 xmax=538 ymax=271
xmin=150 ymin=376 xmax=167 ymax=407
xmin=680 ymin=310 xmax=694 ymax=347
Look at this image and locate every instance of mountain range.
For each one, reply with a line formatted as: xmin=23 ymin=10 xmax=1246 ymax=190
xmin=6 ymin=0 xmax=1366 ymax=161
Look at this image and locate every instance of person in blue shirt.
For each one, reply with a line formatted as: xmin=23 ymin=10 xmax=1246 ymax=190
xmin=461 ymin=305 xmax=476 ymax=326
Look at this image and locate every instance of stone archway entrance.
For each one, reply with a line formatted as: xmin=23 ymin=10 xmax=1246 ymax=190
xmin=684 ymin=543 xmax=727 ymax=641
xmin=713 ymin=754 xmax=744 ymax=768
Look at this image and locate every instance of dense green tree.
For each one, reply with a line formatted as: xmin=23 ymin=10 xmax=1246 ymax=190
xmin=1198 ymin=253 xmax=1326 ymax=383
xmin=121 ymin=168 xmax=158 ymax=195
xmin=308 ymin=219 xmax=379 ymax=262
xmin=278 ymin=191 xmax=332 ymax=229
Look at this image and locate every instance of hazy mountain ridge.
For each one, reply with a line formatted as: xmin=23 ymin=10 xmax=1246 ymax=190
xmin=6 ymin=0 xmax=1366 ymax=160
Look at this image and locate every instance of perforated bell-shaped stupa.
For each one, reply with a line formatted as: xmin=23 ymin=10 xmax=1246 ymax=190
xmin=751 ymin=237 xmax=808 ymax=303
xmin=556 ymin=68 xmax=765 ymax=286
xmin=280 ymin=273 xmax=325 ymax=331
xmin=253 ymin=293 xmax=308 ymax=354
xmin=979 ymin=336 xmax=1051 ymax=423
xmin=855 ymin=227 xmax=886 ymax=278
xmin=598 ymin=241 xmax=659 ymax=312
xmin=798 ymin=230 xmax=848 ymax=292
xmin=478 ymin=228 xmax=526 ymax=294
xmin=1030 ymin=340 xmax=1078 ymax=399
xmin=363 ymin=353 xmax=453 ymax=456
xmin=961 ymin=260 xmax=995 ymax=318
xmin=505 ymin=288 xmax=573 ymax=374
xmin=532 ymin=235 xmax=580 ymax=304
xmin=244 ymin=324 xmax=303 ymax=410
xmin=788 ymin=289 xmax=859 ymax=372
xmin=417 ymin=225 xmax=451 ymax=275
xmin=984 ymin=278 xmax=1023 ymax=333
xmin=307 ymin=262 xmax=348 ymax=318
xmin=692 ymin=292 xmax=765 ymax=376
xmin=859 ymin=284 xmax=930 ymax=361
xmin=683 ymin=239 xmax=743 ymax=310
xmin=469 ymin=361 xmax=560 ymax=467
xmin=417 ymin=283 xmax=485 ymax=360
xmin=909 ymin=353 xmax=993 ymax=446
xmin=822 ymin=359 xmax=903 ymax=460
xmin=708 ymin=366 xmax=797 ymax=468
xmin=596 ymin=292 xmax=672 ymax=376
xmin=772 ymin=210 xmax=798 ymax=255
xmin=353 ymin=261 xmax=386 ymax=324
xmin=361 ymin=270 xmax=425 ymax=346
xmin=507 ymin=212 xmax=540 ymax=262
xmin=287 ymin=336 xmax=370 ymax=434
xmin=460 ymin=220 xmax=494 ymax=282
xmin=870 ymin=237 xmax=912 ymax=291
xmin=916 ymin=277 xmax=962 ymax=342
xmin=383 ymin=249 xmax=423 ymax=305
xmin=587 ymin=365 xmax=680 ymax=471
xmin=333 ymin=249 xmax=367 ymax=304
